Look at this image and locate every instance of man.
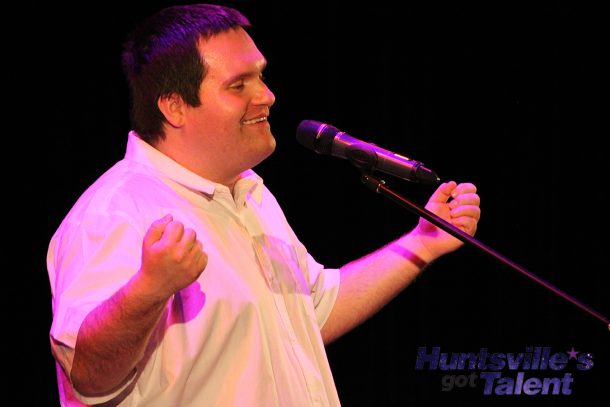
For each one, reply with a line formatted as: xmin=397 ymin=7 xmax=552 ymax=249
xmin=47 ymin=4 xmax=480 ymax=406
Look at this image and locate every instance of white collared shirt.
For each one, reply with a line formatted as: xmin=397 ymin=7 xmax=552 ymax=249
xmin=47 ymin=132 xmax=341 ymax=406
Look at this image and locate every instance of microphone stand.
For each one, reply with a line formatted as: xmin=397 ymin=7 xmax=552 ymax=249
xmin=360 ymin=173 xmax=610 ymax=332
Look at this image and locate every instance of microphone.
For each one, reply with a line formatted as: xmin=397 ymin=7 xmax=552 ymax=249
xmin=296 ymin=120 xmax=440 ymax=185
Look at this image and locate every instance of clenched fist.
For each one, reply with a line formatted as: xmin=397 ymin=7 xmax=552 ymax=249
xmin=138 ymin=214 xmax=208 ymax=300
xmin=411 ymin=181 xmax=481 ymax=262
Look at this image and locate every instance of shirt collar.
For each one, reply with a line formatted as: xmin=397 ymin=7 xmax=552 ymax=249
xmin=125 ymin=131 xmax=264 ymax=205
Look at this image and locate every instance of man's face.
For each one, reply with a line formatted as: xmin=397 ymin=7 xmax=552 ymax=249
xmin=184 ymin=27 xmax=276 ymax=182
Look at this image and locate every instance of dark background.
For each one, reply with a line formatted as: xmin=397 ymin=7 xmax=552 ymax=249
xmin=16 ymin=0 xmax=608 ymax=405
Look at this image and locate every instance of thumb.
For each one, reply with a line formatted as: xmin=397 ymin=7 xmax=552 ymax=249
xmin=427 ymin=181 xmax=457 ymax=204
xmin=143 ymin=214 xmax=173 ymax=246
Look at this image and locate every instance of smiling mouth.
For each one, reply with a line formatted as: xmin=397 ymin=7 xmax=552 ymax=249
xmin=242 ymin=116 xmax=268 ymax=125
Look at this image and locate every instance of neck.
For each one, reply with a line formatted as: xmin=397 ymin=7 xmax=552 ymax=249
xmin=152 ymin=136 xmax=241 ymax=193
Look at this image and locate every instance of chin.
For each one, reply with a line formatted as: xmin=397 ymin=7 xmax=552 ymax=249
xmin=267 ymin=136 xmax=277 ymax=153
xmin=256 ymin=141 xmax=276 ymax=167
xmin=259 ymin=140 xmax=276 ymax=164
xmin=259 ymin=130 xmax=276 ymax=153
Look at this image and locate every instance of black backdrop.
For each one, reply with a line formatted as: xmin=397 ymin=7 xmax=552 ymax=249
xmin=18 ymin=1 xmax=609 ymax=406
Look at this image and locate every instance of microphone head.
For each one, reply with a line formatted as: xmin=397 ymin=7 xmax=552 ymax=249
xmin=296 ymin=120 xmax=339 ymax=155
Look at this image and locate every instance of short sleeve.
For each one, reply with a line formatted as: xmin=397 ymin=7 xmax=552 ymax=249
xmin=49 ymin=210 xmax=144 ymax=348
xmin=47 ymin=210 xmax=144 ymax=404
xmin=305 ymin=254 xmax=341 ymax=328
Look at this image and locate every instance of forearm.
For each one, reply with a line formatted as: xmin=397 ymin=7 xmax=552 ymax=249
xmin=320 ymin=181 xmax=480 ymax=344
xmin=321 ymin=233 xmax=432 ymax=344
xmin=71 ymin=273 xmax=169 ymax=396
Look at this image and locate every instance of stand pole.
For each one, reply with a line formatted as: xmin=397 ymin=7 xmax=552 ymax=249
xmin=361 ymin=174 xmax=610 ymax=331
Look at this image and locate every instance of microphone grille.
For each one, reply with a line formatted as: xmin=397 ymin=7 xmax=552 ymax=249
xmin=296 ymin=120 xmax=339 ymax=154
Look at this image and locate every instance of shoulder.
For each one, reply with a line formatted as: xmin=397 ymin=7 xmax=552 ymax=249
xmin=53 ymin=160 xmax=172 ymax=236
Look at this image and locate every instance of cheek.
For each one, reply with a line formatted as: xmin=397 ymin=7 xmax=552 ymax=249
xmin=190 ymin=105 xmax=233 ymax=133
xmin=216 ymin=91 xmax=248 ymax=113
xmin=193 ymin=92 xmax=250 ymax=137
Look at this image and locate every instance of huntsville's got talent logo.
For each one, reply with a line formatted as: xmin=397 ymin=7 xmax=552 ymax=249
xmin=415 ymin=346 xmax=594 ymax=395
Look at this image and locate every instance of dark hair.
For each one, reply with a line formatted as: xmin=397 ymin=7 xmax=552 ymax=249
xmin=121 ymin=4 xmax=251 ymax=144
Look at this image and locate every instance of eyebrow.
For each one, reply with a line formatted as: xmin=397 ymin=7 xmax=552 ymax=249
xmin=223 ymin=59 xmax=268 ymax=86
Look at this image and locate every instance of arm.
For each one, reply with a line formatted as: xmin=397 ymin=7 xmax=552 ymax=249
xmin=320 ymin=181 xmax=480 ymax=344
xmin=70 ymin=215 xmax=208 ymax=396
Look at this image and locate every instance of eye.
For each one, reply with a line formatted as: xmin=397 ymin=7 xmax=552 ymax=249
xmin=229 ymin=80 xmax=245 ymax=91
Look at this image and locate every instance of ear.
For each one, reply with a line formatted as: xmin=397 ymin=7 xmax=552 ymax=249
xmin=157 ymin=93 xmax=186 ymax=128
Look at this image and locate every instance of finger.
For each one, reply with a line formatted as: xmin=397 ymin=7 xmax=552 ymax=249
xmin=450 ymin=205 xmax=481 ymax=220
xmin=191 ymin=240 xmax=204 ymax=254
xmin=190 ymin=239 xmax=207 ymax=265
xmin=162 ymin=221 xmax=185 ymax=244
xmin=453 ymin=182 xmax=477 ymax=196
xmin=143 ymin=214 xmax=173 ymax=246
xmin=181 ymin=228 xmax=197 ymax=248
xmin=194 ymin=247 xmax=209 ymax=270
xmin=451 ymin=216 xmax=478 ymax=234
xmin=428 ymin=181 xmax=457 ymax=204
xmin=448 ymin=193 xmax=480 ymax=209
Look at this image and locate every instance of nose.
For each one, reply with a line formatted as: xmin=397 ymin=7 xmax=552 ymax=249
xmin=254 ymin=80 xmax=275 ymax=107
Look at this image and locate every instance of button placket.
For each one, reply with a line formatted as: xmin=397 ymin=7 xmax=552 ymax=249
xmin=232 ymin=193 xmax=327 ymax=406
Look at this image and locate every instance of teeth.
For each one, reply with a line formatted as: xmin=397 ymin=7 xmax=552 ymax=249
xmin=242 ymin=116 xmax=267 ymax=125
